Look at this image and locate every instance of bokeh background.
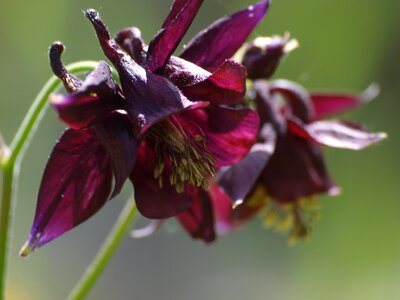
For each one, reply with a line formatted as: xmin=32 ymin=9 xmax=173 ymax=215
xmin=0 ymin=0 xmax=399 ymax=299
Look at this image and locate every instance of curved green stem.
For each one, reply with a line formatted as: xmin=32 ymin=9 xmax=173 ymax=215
xmin=67 ymin=197 xmax=138 ymax=300
xmin=6 ymin=61 xmax=101 ymax=166
xmin=0 ymin=61 xmax=104 ymax=300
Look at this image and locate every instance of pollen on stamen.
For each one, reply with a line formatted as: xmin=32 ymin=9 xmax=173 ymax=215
xmin=149 ymin=120 xmax=216 ymax=193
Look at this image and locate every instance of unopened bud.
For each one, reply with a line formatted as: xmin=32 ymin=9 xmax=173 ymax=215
xmin=115 ymin=27 xmax=146 ymax=65
xmin=242 ymin=33 xmax=298 ymax=80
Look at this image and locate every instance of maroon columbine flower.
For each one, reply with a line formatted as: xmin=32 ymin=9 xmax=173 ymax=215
xmin=215 ymin=79 xmax=386 ymax=240
xmin=21 ymin=0 xmax=269 ymax=254
xmin=126 ymin=0 xmax=272 ymax=243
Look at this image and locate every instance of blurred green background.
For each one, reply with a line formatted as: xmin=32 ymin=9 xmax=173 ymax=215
xmin=0 ymin=0 xmax=398 ymax=299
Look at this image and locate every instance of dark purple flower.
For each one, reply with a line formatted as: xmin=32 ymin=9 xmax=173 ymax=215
xmin=21 ymin=0 xmax=268 ymax=253
xmin=20 ymin=43 xmax=137 ymax=256
xmin=215 ymin=79 xmax=386 ymax=240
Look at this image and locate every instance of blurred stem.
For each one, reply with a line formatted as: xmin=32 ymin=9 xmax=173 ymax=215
xmin=0 ymin=164 xmax=15 ymax=300
xmin=0 ymin=61 xmax=102 ymax=300
xmin=67 ymin=197 xmax=138 ymax=300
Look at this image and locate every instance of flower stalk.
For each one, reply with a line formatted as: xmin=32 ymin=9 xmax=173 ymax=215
xmin=67 ymin=196 xmax=137 ymax=300
xmin=0 ymin=61 xmax=104 ymax=300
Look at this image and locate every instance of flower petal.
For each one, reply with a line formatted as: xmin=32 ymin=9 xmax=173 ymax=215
xmin=269 ymin=79 xmax=315 ymax=122
xmin=181 ymin=59 xmax=247 ymax=105
xmin=95 ymin=112 xmax=137 ymax=197
xmin=288 ymin=119 xmax=387 ymax=150
xmin=49 ymin=42 xmax=82 ymax=92
xmin=209 ymin=182 xmax=266 ymax=234
xmin=131 ymin=220 xmax=164 ymax=239
xmin=261 ymin=133 xmax=339 ymax=203
xmin=130 ymin=141 xmax=192 ymax=219
xmin=20 ymin=129 xmax=113 ymax=255
xmin=180 ymin=0 xmax=269 ymax=71
xmin=50 ymin=61 xmax=124 ymax=129
xmin=177 ymin=188 xmax=216 ymax=243
xmin=310 ymin=84 xmax=380 ymax=120
xmin=208 ymin=182 xmax=236 ymax=234
xmin=146 ymin=0 xmax=204 ymax=72
xmin=177 ymin=106 xmax=259 ymax=168
xmin=217 ymin=124 xmax=276 ymax=206
xmin=85 ymin=10 xmax=205 ymax=133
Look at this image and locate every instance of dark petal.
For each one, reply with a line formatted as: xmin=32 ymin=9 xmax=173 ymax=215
xmin=209 ymin=182 xmax=265 ymax=234
xmin=180 ymin=0 xmax=270 ymax=71
xmin=242 ymin=34 xmax=298 ymax=79
xmin=85 ymin=10 xmax=205 ymax=134
xmin=181 ymin=59 xmax=247 ymax=105
xmin=177 ymin=188 xmax=216 ymax=243
xmin=146 ymin=0 xmax=204 ymax=72
xmin=217 ymin=124 xmax=276 ymax=206
xmin=163 ymin=0 xmax=201 ymax=28
xmin=163 ymin=55 xmax=211 ymax=86
xmin=253 ymin=80 xmax=286 ymax=131
xmin=115 ymin=27 xmax=146 ymax=65
xmin=208 ymin=182 xmax=236 ymax=234
xmin=50 ymin=62 xmax=124 ymax=129
xmin=95 ymin=112 xmax=137 ymax=197
xmin=310 ymin=84 xmax=380 ymax=120
xmin=49 ymin=42 xmax=82 ymax=92
xmin=177 ymin=106 xmax=259 ymax=168
xmin=269 ymin=79 xmax=315 ymax=122
xmin=21 ymin=129 xmax=113 ymax=254
xmin=261 ymin=133 xmax=340 ymax=203
xmin=288 ymin=119 xmax=387 ymax=150
xmin=130 ymin=140 xmax=192 ymax=219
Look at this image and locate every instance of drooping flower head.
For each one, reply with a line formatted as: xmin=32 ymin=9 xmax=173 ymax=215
xmin=21 ymin=0 xmax=269 ymax=254
xmin=212 ymin=43 xmax=386 ymax=241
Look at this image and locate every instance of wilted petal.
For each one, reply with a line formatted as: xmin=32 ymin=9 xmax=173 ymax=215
xmin=310 ymin=84 xmax=380 ymax=120
xmin=177 ymin=106 xmax=259 ymax=168
xmin=20 ymin=129 xmax=113 ymax=255
xmin=146 ymin=0 xmax=204 ymax=72
xmin=50 ymin=62 xmax=124 ymax=129
xmin=288 ymin=119 xmax=387 ymax=150
xmin=180 ymin=0 xmax=270 ymax=71
xmin=85 ymin=10 xmax=204 ymax=133
xmin=95 ymin=112 xmax=137 ymax=197
xmin=181 ymin=59 xmax=247 ymax=105
xmin=177 ymin=188 xmax=216 ymax=243
xmin=130 ymin=141 xmax=192 ymax=219
xmin=261 ymin=134 xmax=339 ymax=203
xmin=217 ymin=124 xmax=276 ymax=206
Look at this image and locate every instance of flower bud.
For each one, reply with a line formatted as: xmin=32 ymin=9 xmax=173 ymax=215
xmin=241 ymin=33 xmax=298 ymax=80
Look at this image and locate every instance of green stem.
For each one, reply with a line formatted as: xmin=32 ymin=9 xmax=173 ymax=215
xmin=0 ymin=163 xmax=15 ymax=300
xmin=6 ymin=61 xmax=101 ymax=166
xmin=67 ymin=197 xmax=138 ymax=300
xmin=0 ymin=61 xmax=103 ymax=300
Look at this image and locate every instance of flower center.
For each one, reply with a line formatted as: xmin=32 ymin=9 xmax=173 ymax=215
xmin=148 ymin=118 xmax=216 ymax=193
